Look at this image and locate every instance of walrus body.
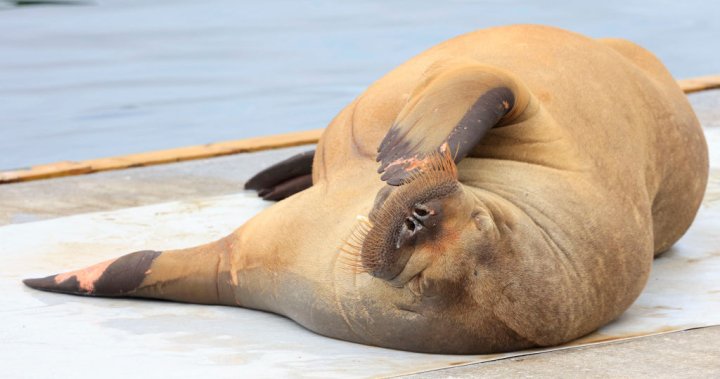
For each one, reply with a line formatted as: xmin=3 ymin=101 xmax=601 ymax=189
xmin=24 ymin=25 xmax=708 ymax=353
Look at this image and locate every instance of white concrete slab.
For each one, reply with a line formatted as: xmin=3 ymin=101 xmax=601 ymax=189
xmin=2 ymin=128 xmax=719 ymax=378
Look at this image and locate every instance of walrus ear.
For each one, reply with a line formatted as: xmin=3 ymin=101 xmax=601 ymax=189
xmin=377 ymin=63 xmax=528 ymax=185
xmin=245 ymin=149 xmax=315 ymax=201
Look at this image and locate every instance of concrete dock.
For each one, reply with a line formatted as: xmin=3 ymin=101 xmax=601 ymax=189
xmin=1 ymin=90 xmax=719 ymax=377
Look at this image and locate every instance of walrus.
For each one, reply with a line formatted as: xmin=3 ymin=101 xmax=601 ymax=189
xmin=23 ymin=25 xmax=708 ymax=354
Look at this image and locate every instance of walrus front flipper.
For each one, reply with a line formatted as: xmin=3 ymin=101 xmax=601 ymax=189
xmin=24 ymin=240 xmax=231 ymax=305
xmin=245 ymin=149 xmax=315 ymax=201
xmin=377 ymin=63 xmax=530 ymax=185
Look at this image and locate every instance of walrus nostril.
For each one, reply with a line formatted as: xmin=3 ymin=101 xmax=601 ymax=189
xmin=397 ymin=217 xmax=422 ymax=249
xmin=414 ymin=206 xmax=428 ymax=217
xmin=413 ymin=204 xmax=431 ymax=220
xmin=404 ymin=218 xmax=416 ymax=232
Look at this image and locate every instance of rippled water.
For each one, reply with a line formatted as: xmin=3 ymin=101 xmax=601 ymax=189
xmin=1 ymin=0 xmax=718 ymax=170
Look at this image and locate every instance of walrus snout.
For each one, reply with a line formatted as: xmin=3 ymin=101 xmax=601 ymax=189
xmin=361 ymin=192 xmax=457 ymax=281
xmin=364 ymin=200 xmax=445 ymax=281
xmin=358 ymin=150 xmax=462 ymax=281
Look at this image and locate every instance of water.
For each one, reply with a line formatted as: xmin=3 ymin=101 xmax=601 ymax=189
xmin=0 ymin=0 xmax=718 ymax=170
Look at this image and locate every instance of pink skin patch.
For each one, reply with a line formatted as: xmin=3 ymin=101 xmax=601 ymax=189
xmin=54 ymin=258 xmax=117 ymax=293
xmin=386 ymin=156 xmax=425 ymax=173
xmin=385 ymin=143 xmax=452 ymax=174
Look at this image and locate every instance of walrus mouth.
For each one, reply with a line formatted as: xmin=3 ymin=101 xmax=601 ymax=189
xmin=338 ymin=150 xmax=459 ymax=280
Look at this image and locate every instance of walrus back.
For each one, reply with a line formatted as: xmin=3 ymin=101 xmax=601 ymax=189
xmin=600 ymin=38 xmax=709 ymax=255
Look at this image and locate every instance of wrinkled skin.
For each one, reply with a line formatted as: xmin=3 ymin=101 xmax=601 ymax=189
xmin=24 ymin=25 xmax=708 ymax=354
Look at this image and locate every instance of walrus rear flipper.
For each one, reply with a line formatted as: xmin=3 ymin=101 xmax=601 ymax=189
xmin=245 ymin=149 xmax=315 ymax=201
xmin=24 ymin=240 xmax=231 ymax=305
xmin=377 ymin=63 xmax=530 ymax=185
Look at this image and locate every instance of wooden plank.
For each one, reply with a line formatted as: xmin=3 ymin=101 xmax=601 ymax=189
xmin=3 ymin=74 xmax=720 ymax=185
xmin=0 ymin=129 xmax=323 ymax=184
xmin=677 ymin=75 xmax=720 ymax=94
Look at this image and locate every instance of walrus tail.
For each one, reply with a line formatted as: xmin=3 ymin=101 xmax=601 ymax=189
xmin=23 ymin=237 xmax=232 ymax=305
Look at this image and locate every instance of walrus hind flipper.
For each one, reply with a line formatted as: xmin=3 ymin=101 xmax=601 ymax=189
xmin=24 ymin=247 xmax=227 ymax=305
xmin=244 ymin=149 xmax=315 ymax=201
xmin=377 ymin=63 xmax=529 ymax=185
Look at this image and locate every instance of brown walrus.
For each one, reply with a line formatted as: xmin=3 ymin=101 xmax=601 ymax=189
xmin=23 ymin=25 xmax=708 ymax=354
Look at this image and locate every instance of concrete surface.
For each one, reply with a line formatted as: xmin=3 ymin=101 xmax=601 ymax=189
xmin=3 ymin=166 xmax=719 ymax=377
xmin=9 ymin=195 xmax=524 ymax=378
xmin=406 ymin=327 xmax=720 ymax=378
xmin=691 ymin=89 xmax=720 ymax=129
xmin=1 ymin=90 xmax=719 ymax=377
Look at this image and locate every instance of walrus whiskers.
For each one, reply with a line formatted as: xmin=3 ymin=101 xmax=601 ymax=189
xmin=337 ymin=216 xmax=374 ymax=274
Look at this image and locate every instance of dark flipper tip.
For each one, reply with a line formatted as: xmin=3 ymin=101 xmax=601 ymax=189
xmin=22 ymin=250 xmax=162 ymax=297
xmin=244 ymin=149 xmax=315 ymax=191
xmin=23 ymin=275 xmax=54 ymax=290
xmin=23 ymin=274 xmax=84 ymax=295
xmin=245 ymin=149 xmax=315 ymax=201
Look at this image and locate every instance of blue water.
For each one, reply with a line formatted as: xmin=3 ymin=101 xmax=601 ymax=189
xmin=0 ymin=0 xmax=718 ymax=170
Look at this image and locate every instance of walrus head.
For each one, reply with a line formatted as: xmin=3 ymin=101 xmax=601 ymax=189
xmin=340 ymin=150 xmax=491 ymax=292
xmin=361 ymin=151 xmax=461 ymax=282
